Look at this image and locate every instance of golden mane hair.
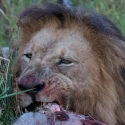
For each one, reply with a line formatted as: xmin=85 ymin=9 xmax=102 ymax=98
xmin=16 ymin=3 xmax=125 ymax=125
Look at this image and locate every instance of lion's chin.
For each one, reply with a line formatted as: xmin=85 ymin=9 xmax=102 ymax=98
xmin=24 ymin=99 xmax=60 ymax=112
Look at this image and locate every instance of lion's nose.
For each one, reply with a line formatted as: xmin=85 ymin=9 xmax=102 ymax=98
xmin=18 ymin=75 xmax=45 ymax=95
xmin=18 ymin=83 xmax=45 ymax=95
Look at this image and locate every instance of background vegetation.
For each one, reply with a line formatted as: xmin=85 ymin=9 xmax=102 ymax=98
xmin=0 ymin=0 xmax=125 ymax=124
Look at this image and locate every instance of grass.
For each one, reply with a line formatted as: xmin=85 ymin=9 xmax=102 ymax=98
xmin=0 ymin=56 xmax=17 ymax=125
xmin=0 ymin=0 xmax=125 ymax=124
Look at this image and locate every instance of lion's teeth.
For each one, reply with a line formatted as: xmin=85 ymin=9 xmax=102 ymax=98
xmin=43 ymin=102 xmax=48 ymax=106
xmin=43 ymin=102 xmax=46 ymax=106
xmin=24 ymin=108 xmax=28 ymax=113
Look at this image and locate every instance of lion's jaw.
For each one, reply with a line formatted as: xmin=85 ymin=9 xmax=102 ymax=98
xmin=16 ymin=27 xmax=99 ymax=113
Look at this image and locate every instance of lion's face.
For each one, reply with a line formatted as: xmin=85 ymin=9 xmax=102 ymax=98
xmin=17 ymin=27 xmax=99 ymax=111
xmin=15 ymin=3 xmax=125 ymax=125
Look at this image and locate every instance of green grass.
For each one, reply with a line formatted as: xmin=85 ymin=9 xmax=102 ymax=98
xmin=0 ymin=0 xmax=125 ymax=124
xmin=0 ymin=56 xmax=17 ymax=125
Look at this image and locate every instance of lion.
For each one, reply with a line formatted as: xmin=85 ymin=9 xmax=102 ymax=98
xmin=14 ymin=3 xmax=125 ymax=125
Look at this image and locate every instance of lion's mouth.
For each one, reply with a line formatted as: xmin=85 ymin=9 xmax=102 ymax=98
xmin=24 ymin=100 xmax=60 ymax=112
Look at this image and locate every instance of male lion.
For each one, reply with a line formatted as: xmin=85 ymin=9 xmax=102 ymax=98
xmin=14 ymin=3 xmax=125 ymax=125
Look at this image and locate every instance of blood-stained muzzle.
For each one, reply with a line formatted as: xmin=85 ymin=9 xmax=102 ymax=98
xmin=18 ymin=75 xmax=45 ymax=95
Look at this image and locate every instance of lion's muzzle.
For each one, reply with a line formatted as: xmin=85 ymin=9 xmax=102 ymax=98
xmin=18 ymin=75 xmax=45 ymax=95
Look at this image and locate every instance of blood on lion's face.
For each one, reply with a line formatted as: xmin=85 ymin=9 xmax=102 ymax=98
xmin=17 ymin=27 xmax=97 ymax=110
xmin=14 ymin=3 xmax=125 ymax=125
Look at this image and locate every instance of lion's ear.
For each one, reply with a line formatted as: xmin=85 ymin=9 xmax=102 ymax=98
xmin=120 ymin=65 xmax=125 ymax=81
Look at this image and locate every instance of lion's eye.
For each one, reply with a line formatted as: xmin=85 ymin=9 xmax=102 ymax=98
xmin=57 ymin=59 xmax=72 ymax=65
xmin=24 ymin=53 xmax=32 ymax=59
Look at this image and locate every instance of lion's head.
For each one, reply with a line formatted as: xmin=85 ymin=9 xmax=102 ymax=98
xmin=15 ymin=3 xmax=125 ymax=125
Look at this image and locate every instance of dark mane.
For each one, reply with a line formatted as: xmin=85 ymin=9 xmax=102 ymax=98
xmin=18 ymin=3 xmax=74 ymax=29
xmin=84 ymin=13 xmax=125 ymax=41
xmin=18 ymin=3 xmax=124 ymax=41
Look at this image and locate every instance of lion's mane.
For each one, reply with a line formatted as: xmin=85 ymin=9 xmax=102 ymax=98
xmin=15 ymin=3 xmax=125 ymax=125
